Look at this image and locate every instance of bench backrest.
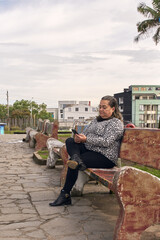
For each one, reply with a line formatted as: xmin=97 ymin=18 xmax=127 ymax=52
xmin=75 ymin=125 xmax=160 ymax=170
xmin=43 ymin=120 xmax=50 ymax=134
xmin=37 ymin=119 xmax=43 ymax=132
xmin=120 ymin=128 xmax=160 ymax=170
xmin=37 ymin=119 xmax=58 ymax=139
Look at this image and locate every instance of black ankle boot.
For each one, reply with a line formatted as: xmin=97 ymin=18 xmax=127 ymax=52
xmin=67 ymin=154 xmax=87 ymax=171
xmin=49 ymin=190 xmax=71 ymax=207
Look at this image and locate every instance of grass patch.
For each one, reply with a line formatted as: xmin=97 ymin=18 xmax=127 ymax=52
xmin=122 ymin=162 xmax=160 ymax=178
xmin=58 ymin=133 xmax=72 ymax=143
xmin=37 ymin=134 xmax=71 ymax=159
xmin=133 ymin=165 xmax=160 ymax=178
xmin=5 ymin=130 xmax=26 ymax=134
xmin=38 ymin=150 xmax=49 ymax=160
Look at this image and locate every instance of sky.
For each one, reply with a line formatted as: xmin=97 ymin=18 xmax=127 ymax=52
xmin=0 ymin=0 xmax=160 ymax=108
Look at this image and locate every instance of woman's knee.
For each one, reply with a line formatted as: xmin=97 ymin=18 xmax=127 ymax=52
xmin=65 ymin=137 xmax=74 ymax=150
xmin=65 ymin=137 xmax=74 ymax=145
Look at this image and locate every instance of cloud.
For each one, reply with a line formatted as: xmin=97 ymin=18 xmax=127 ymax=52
xmin=0 ymin=0 xmax=160 ymax=108
xmin=107 ymin=49 xmax=160 ymax=63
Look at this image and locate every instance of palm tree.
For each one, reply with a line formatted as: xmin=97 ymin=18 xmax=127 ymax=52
xmin=135 ymin=0 xmax=160 ymax=45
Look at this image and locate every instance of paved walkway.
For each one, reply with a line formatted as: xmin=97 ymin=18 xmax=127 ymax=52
xmin=0 ymin=134 xmax=159 ymax=240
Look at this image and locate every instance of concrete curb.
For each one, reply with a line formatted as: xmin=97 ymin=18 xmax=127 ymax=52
xmin=33 ymin=151 xmax=47 ymax=165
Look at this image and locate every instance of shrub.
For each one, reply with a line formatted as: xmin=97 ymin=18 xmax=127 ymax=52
xmin=10 ymin=126 xmax=21 ymax=131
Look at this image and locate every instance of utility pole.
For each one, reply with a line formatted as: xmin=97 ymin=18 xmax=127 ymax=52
xmin=30 ymin=97 xmax=33 ymax=128
xmin=6 ymin=90 xmax=10 ymax=130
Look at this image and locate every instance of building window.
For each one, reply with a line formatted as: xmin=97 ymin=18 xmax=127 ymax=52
xmin=60 ymin=109 xmax=63 ymax=113
xmin=139 ymin=105 xmax=144 ymax=111
xmin=79 ymin=117 xmax=84 ymax=119
xmin=156 ymin=87 xmax=160 ymax=90
xmin=119 ymin=106 xmax=123 ymax=112
xmin=85 ymin=107 xmax=88 ymax=111
xmin=119 ymin=97 xmax=123 ymax=104
xmin=75 ymin=108 xmax=79 ymax=111
xmin=133 ymin=87 xmax=139 ymax=91
xmin=139 ymin=123 xmax=145 ymax=127
xmin=92 ymin=107 xmax=97 ymax=112
xmin=135 ymin=96 xmax=140 ymax=99
xmin=148 ymin=87 xmax=152 ymax=90
xmin=141 ymin=87 xmax=146 ymax=91
xmin=139 ymin=114 xmax=144 ymax=121
xmin=61 ymin=114 xmax=63 ymax=118
xmin=148 ymin=96 xmax=154 ymax=99
xmin=68 ymin=117 xmax=74 ymax=119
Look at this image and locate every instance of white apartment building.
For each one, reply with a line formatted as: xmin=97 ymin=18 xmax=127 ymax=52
xmin=64 ymin=104 xmax=97 ymax=121
xmin=58 ymin=100 xmax=98 ymax=123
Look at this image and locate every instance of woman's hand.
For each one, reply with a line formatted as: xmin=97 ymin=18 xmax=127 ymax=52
xmin=74 ymin=133 xmax=87 ymax=143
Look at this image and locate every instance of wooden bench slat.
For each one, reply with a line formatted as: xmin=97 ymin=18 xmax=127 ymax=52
xmin=85 ymin=168 xmax=119 ymax=189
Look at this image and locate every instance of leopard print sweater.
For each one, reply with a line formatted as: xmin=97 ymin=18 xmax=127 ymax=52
xmin=83 ymin=117 xmax=124 ymax=165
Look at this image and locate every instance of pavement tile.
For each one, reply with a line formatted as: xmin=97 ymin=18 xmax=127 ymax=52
xmin=0 ymin=230 xmax=22 ymax=237
xmin=25 ymin=229 xmax=46 ymax=239
xmin=40 ymin=216 xmax=82 ymax=236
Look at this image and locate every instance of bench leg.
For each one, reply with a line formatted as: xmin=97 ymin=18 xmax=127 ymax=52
xmin=29 ymin=130 xmax=37 ymax=148
xmin=60 ymin=145 xmax=70 ymax=187
xmin=46 ymin=150 xmax=58 ymax=168
xmin=113 ymin=167 xmax=160 ymax=240
xmin=46 ymin=138 xmax=65 ymax=168
xmin=29 ymin=137 xmax=36 ymax=148
xmin=23 ymin=127 xmax=32 ymax=142
xmin=71 ymin=171 xmax=90 ymax=196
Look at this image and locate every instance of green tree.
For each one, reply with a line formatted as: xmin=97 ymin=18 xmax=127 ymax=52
xmin=0 ymin=104 xmax=7 ymax=118
xmin=13 ymin=99 xmax=31 ymax=109
xmin=37 ymin=103 xmax=53 ymax=121
xmin=11 ymin=100 xmax=31 ymax=118
xmin=135 ymin=0 xmax=160 ymax=45
xmin=5 ymin=99 xmax=53 ymax=122
xmin=37 ymin=110 xmax=53 ymax=121
xmin=31 ymin=101 xmax=39 ymax=116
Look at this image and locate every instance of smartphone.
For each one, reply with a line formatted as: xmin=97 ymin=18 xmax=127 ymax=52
xmin=72 ymin=129 xmax=79 ymax=135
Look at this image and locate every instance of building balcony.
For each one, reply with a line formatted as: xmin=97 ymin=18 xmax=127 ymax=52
xmin=146 ymin=120 xmax=156 ymax=123
xmin=146 ymin=111 xmax=156 ymax=114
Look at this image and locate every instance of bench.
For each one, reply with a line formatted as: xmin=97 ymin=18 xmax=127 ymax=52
xmin=47 ymin=127 xmax=160 ymax=240
xmin=24 ymin=119 xmax=58 ymax=151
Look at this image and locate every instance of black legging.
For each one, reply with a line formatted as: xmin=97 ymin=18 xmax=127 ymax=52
xmin=63 ymin=137 xmax=115 ymax=194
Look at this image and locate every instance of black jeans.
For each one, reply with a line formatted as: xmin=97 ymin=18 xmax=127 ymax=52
xmin=63 ymin=138 xmax=115 ymax=194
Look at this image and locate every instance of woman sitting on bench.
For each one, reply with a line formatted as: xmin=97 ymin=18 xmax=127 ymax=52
xmin=49 ymin=95 xmax=124 ymax=207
